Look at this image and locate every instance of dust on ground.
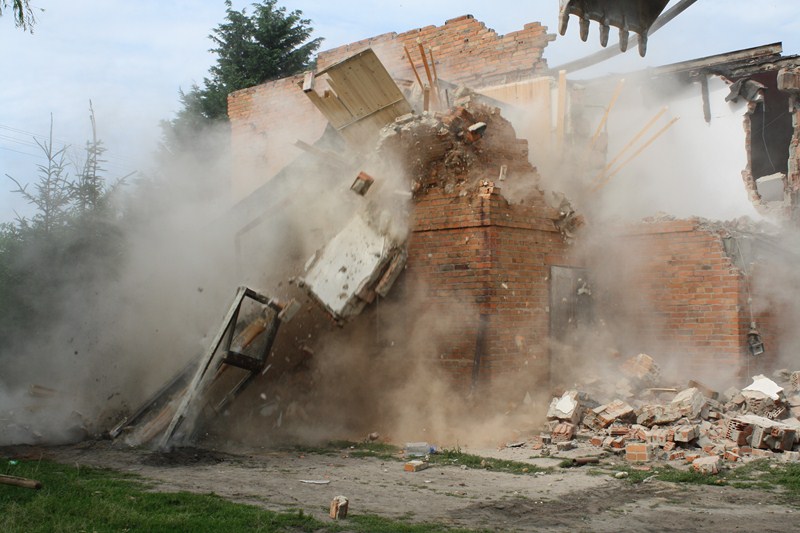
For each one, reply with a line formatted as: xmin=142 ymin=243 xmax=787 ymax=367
xmin=3 ymin=440 xmax=797 ymax=532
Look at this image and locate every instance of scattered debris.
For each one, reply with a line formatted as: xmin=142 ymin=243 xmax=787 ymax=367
xmin=350 ymin=171 xmax=374 ymax=196
xmin=0 ymin=474 xmax=42 ymax=490
xmin=404 ymin=460 xmax=430 ymax=472
xmin=543 ymin=353 xmax=800 ymax=470
xmin=329 ymin=495 xmax=349 ymax=519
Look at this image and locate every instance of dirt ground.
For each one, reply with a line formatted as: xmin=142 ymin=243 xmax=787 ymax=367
xmin=4 ymin=440 xmax=798 ymax=532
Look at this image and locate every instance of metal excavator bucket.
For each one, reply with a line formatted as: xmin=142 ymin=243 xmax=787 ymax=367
xmin=558 ymin=0 xmax=670 ymax=57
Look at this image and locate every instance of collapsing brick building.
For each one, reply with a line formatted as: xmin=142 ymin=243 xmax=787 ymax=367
xmin=225 ymin=14 xmax=800 ymax=399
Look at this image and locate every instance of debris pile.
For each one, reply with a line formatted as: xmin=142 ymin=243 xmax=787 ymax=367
xmin=377 ymin=101 xmax=532 ymax=196
xmin=543 ymin=356 xmax=800 ymax=471
xmin=375 ymin=98 xmax=582 ymax=237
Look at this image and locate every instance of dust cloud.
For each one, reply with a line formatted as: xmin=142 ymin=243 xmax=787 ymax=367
xmin=4 ymin=43 xmax=799 ymax=453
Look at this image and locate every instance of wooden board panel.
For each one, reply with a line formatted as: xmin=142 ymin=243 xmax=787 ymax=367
xmin=305 ymin=49 xmax=412 ymax=149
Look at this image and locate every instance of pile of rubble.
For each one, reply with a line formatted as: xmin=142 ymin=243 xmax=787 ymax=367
xmin=374 ymin=98 xmax=582 ymax=238
xmin=542 ymin=354 xmax=800 ymax=474
xmin=376 ymin=98 xmax=534 ymax=195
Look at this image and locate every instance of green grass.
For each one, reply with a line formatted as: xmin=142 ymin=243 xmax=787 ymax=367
xmin=611 ymin=459 xmax=800 ymax=496
xmin=426 ymin=448 xmax=550 ymax=475
xmin=613 ymin=464 xmax=724 ymax=486
xmin=725 ymin=459 xmax=800 ymax=495
xmin=292 ymin=440 xmax=402 ymax=461
xmin=0 ymin=459 xmax=480 ymax=532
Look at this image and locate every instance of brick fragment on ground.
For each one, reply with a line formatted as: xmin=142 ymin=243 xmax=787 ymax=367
xmin=692 ymin=456 xmax=720 ymax=474
xmin=625 ymin=443 xmax=655 ymax=462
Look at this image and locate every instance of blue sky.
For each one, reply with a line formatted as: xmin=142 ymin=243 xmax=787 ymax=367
xmin=1 ymin=0 xmax=799 ymax=219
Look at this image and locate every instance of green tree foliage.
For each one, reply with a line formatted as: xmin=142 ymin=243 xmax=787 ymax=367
xmin=192 ymin=0 xmax=321 ymax=121
xmin=0 ymin=0 xmax=38 ymax=31
xmin=159 ymin=0 xmax=322 ymax=164
xmin=203 ymin=0 xmax=323 ymax=120
xmin=0 ymin=109 xmax=127 ymax=349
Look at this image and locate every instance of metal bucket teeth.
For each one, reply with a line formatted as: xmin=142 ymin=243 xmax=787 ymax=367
xmin=599 ymin=22 xmax=610 ymax=47
xmin=619 ymin=27 xmax=629 ymax=52
xmin=579 ymin=17 xmax=590 ymax=41
xmin=558 ymin=0 xmax=669 ymax=56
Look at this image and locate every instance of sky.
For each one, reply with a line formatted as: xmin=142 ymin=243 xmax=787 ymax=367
xmin=1 ymin=0 xmax=799 ymax=219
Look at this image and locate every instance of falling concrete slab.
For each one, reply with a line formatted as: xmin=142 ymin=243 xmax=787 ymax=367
xmin=301 ymin=214 xmax=406 ymax=320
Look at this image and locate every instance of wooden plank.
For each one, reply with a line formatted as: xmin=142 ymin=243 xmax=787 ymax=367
xmin=305 ymin=49 xmax=411 ymax=147
xmin=0 ymin=474 xmax=42 ymax=490
xmin=302 ymin=71 xmax=315 ymax=92
xmin=592 ymin=105 xmax=668 ymax=186
xmin=159 ymin=286 xmax=248 ymax=449
xmin=594 ymin=116 xmax=679 ymax=191
xmin=305 ymin=88 xmax=352 ymax=128
xmin=404 ymin=45 xmax=424 ymax=89
xmin=429 ymin=48 xmax=439 ymax=83
xmin=590 ymin=78 xmax=625 ymax=147
xmin=293 ymin=140 xmax=350 ymax=168
xmin=327 ymin=53 xmax=402 ymax=117
xmin=418 ymin=41 xmax=434 ymax=88
xmin=322 ymin=78 xmax=358 ymax=121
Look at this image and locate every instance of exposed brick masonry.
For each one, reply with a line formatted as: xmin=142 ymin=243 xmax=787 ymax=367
xmin=617 ymin=220 xmax=772 ymax=378
xmin=227 ymin=15 xmax=554 ymax=201
xmin=407 ymin=185 xmax=571 ymax=393
xmin=317 ymin=15 xmax=554 ymax=89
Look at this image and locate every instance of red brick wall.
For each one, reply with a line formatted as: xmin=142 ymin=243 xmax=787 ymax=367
xmin=227 ymin=15 xmax=554 ymax=202
xmin=407 ymin=185 xmax=570 ymax=393
xmin=317 ymin=15 xmax=553 ymax=89
xmin=227 ymin=75 xmax=328 ymax=201
xmin=617 ymin=220 xmax=753 ymax=378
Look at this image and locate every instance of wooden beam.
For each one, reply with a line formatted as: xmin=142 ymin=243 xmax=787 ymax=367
xmin=417 ymin=41 xmax=434 ymax=88
xmin=292 ymin=140 xmax=350 ymax=168
xmin=159 ymin=287 xmax=248 ymax=449
xmin=593 ymin=116 xmax=679 ymax=190
xmin=590 ymin=78 xmax=625 ymax=147
xmin=404 ymin=46 xmax=424 ymax=90
xmin=593 ymin=106 xmax=668 ymax=186
xmin=0 ymin=474 xmax=42 ymax=490
xmin=428 ymin=48 xmax=439 ymax=84
xmin=302 ymin=71 xmax=315 ymax=93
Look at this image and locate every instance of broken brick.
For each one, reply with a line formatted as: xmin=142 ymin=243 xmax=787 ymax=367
xmin=595 ymin=400 xmax=635 ymax=427
xmin=636 ymin=404 xmax=682 ymax=427
xmin=673 ymin=424 xmax=699 ymax=443
xmin=671 ymin=387 xmax=707 ymax=419
xmin=625 ymin=443 xmax=655 ymax=462
xmin=723 ymin=450 xmax=740 ymax=462
xmin=692 ymin=456 xmax=720 ymax=475
xmin=551 ymin=422 xmax=575 ymax=442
